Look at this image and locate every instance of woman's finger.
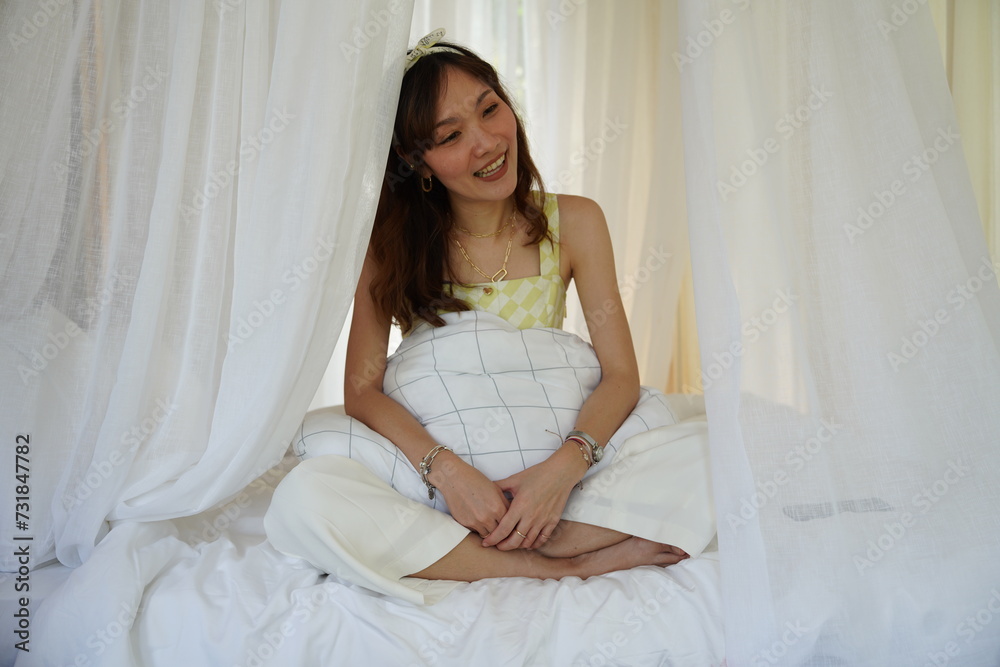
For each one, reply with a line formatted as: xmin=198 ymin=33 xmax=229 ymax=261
xmin=493 ymin=518 xmax=535 ymax=551
xmin=498 ymin=524 xmax=531 ymax=551
xmin=526 ymin=523 xmax=556 ymax=550
xmin=508 ymin=524 xmax=533 ymax=550
xmin=482 ymin=512 xmax=519 ymax=548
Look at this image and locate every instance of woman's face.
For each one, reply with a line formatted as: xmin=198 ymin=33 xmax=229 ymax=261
xmin=419 ymin=66 xmax=519 ymax=205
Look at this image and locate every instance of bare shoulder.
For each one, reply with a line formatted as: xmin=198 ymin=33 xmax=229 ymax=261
xmin=554 ymin=194 xmax=610 ymax=247
xmin=555 ymin=194 xmax=604 ymax=227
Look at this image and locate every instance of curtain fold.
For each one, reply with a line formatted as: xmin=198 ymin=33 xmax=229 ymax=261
xmin=679 ymin=0 xmax=1000 ymax=663
xmin=932 ymin=0 xmax=1000 ymax=266
xmin=0 ymin=0 xmax=413 ymax=571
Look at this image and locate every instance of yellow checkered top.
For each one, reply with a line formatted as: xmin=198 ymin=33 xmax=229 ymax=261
xmin=443 ymin=192 xmax=566 ymax=330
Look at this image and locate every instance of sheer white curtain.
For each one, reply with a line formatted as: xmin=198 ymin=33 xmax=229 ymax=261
xmin=519 ymin=1 xmax=688 ymax=394
xmin=680 ymin=0 xmax=1000 ymax=664
xmin=0 ymin=0 xmax=412 ymax=576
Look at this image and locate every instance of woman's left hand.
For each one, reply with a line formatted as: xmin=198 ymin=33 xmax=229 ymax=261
xmin=482 ymin=443 xmax=589 ymax=551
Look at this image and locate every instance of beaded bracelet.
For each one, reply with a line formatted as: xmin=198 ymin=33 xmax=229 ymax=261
xmin=419 ymin=445 xmax=451 ymax=500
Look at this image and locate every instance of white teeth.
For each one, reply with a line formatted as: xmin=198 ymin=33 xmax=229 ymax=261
xmin=475 ymin=153 xmax=506 ymax=177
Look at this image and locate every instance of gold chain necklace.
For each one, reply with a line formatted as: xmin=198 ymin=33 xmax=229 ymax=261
xmin=453 ymin=213 xmax=517 ymax=284
xmin=453 ymin=209 xmax=514 ymax=238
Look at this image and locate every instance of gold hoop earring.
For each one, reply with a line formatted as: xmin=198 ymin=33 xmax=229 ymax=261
xmin=421 ymin=176 xmax=433 ymax=192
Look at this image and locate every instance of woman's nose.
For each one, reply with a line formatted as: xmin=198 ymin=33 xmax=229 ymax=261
xmin=470 ymin=124 xmax=499 ymax=156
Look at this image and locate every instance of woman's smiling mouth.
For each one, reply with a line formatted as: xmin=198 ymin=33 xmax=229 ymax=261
xmin=474 ymin=152 xmax=506 ymax=178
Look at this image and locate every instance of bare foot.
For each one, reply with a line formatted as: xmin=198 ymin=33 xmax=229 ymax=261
xmin=571 ymin=537 xmax=689 ymax=579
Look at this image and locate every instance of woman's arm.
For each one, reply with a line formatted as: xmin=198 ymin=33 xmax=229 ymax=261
xmin=343 ymin=251 xmax=438 ymax=468
xmin=344 ymin=250 xmax=511 ymax=537
xmin=559 ymin=194 xmax=641 ymax=444
xmin=484 ymin=195 xmax=641 ymax=550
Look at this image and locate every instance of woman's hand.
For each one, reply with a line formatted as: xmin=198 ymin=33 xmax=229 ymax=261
xmin=482 ymin=443 xmax=589 ymax=551
xmin=428 ymin=451 xmax=510 ymax=538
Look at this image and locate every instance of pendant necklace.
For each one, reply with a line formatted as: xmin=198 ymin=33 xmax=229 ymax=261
xmin=452 ymin=209 xmax=517 ymax=294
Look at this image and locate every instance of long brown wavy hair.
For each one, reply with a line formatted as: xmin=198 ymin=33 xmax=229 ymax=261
xmin=369 ymin=41 xmax=549 ymax=334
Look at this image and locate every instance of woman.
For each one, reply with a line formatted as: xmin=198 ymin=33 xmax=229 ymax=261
xmin=265 ymin=31 xmax=713 ymax=602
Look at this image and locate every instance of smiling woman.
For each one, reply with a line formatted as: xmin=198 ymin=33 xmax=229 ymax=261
xmin=263 ymin=29 xmax=716 ymax=602
xmin=421 ymin=72 xmax=518 ymax=191
xmin=369 ymin=35 xmax=552 ymax=334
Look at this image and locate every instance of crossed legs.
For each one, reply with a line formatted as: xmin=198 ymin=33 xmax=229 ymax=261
xmin=267 ymin=457 xmax=691 ymax=594
xmin=410 ymin=520 xmax=688 ymax=582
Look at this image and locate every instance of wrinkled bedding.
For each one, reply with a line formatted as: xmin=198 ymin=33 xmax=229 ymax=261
xmin=13 ymin=450 xmax=726 ymax=667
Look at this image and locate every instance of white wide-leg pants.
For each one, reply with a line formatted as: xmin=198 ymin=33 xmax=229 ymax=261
xmin=264 ymin=416 xmax=716 ymax=605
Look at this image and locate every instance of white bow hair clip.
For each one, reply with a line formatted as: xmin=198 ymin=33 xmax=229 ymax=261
xmin=404 ymin=28 xmax=462 ymax=72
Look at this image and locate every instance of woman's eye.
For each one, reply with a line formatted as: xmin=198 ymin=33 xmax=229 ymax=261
xmin=438 ymin=132 xmax=459 ymax=145
xmin=484 ymin=103 xmax=498 ymax=116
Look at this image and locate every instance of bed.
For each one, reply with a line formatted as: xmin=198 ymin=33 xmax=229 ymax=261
xmin=4 ymin=445 xmax=725 ymax=666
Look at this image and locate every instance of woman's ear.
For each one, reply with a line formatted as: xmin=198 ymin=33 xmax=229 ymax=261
xmin=395 ymin=146 xmax=431 ymax=178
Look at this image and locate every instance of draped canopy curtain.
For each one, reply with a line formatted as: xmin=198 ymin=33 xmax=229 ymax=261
xmin=680 ymin=0 xmax=1000 ymax=664
xmin=671 ymin=0 xmax=1000 ymax=399
xmin=0 ymin=0 xmax=412 ymax=571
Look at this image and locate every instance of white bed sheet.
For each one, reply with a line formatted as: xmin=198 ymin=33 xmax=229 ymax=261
xmin=14 ymin=452 xmax=726 ymax=667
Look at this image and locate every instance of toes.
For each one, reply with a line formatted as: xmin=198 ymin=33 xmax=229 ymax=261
xmin=652 ymin=552 xmax=686 ymax=566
